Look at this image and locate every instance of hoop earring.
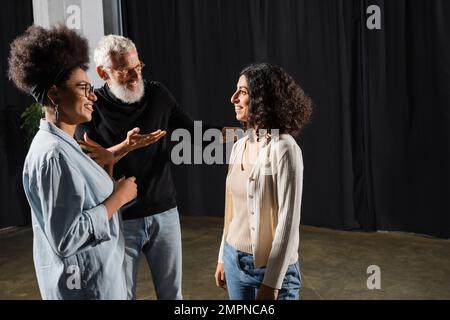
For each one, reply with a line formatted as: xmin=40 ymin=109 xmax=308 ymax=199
xmin=54 ymin=104 xmax=59 ymax=121
xmin=47 ymin=96 xmax=59 ymax=121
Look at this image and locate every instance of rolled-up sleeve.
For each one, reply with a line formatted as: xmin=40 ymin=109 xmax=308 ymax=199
xmin=38 ymin=156 xmax=111 ymax=258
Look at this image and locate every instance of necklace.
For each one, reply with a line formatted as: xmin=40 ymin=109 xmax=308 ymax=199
xmin=241 ymin=138 xmax=260 ymax=171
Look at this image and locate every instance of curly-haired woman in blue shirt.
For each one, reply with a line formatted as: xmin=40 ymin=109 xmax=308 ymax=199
xmin=8 ymin=25 xmax=137 ymax=299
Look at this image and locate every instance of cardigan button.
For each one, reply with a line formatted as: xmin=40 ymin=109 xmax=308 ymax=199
xmin=250 ymin=211 xmax=254 ymax=215
xmin=249 ymin=194 xmax=254 ymax=199
xmin=251 ymin=227 xmax=255 ymax=231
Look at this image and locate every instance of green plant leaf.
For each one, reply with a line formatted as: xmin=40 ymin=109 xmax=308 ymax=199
xmin=21 ymin=102 xmax=43 ymax=147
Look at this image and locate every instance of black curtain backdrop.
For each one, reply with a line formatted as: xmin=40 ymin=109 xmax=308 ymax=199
xmin=362 ymin=0 xmax=450 ymax=238
xmin=1 ymin=0 xmax=449 ymax=239
xmin=0 ymin=0 xmax=34 ymax=228
xmin=121 ymin=0 xmax=365 ymax=233
xmin=121 ymin=0 xmax=450 ymax=238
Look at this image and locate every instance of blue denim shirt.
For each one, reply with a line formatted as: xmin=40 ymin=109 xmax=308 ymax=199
xmin=22 ymin=120 xmax=126 ymax=299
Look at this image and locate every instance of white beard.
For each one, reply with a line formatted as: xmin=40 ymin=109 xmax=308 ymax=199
xmin=109 ymin=79 xmax=145 ymax=104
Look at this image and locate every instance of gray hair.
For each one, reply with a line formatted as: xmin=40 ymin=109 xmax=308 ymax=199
xmin=93 ymin=35 xmax=136 ymax=68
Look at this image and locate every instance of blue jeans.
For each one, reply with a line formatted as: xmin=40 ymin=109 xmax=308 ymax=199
xmin=122 ymin=207 xmax=182 ymax=300
xmin=223 ymin=242 xmax=301 ymax=300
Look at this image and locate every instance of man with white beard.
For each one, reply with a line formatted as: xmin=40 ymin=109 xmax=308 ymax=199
xmin=75 ymin=35 xmax=203 ymax=300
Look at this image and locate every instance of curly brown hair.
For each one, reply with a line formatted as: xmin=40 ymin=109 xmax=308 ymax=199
xmin=8 ymin=24 xmax=89 ymax=103
xmin=240 ymin=63 xmax=313 ymax=136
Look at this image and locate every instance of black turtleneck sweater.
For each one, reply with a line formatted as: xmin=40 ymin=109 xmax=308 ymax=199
xmin=75 ymin=81 xmax=197 ymax=220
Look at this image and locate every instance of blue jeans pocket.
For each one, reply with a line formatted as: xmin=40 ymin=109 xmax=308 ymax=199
xmin=279 ymin=262 xmax=301 ymax=300
xmin=236 ymin=251 xmax=265 ymax=284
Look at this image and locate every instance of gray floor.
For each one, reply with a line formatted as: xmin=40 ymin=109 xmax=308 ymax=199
xmin=0 ymin=216 xmax=449 ymax=300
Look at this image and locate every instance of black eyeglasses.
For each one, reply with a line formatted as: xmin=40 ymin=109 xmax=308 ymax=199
xmin=69 ymin=82 xmax=95 ymax=98
xmin=110 ymin=61 xmax=145 ymax=78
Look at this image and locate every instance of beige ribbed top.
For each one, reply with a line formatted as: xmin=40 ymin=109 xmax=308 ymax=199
xmin=225 ymin=160 xmax=253 ymax=254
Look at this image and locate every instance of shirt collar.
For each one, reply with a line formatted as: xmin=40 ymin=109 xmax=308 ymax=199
xmin=39 ymin=119 xmax=82 ymax=151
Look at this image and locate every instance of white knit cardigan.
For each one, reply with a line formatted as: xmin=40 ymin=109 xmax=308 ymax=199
xmin=218 ymin=133 xmax=304 ymax=289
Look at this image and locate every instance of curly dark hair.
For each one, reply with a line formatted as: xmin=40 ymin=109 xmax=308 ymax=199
xmin=240 ymin=63 xmax=313 ymax=136
xmin=8 ymin=24 xmax=89 ymax=103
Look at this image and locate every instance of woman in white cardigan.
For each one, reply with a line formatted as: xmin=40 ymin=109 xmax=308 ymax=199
xmin=215 ymin=63 xmax=313 ymax=300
